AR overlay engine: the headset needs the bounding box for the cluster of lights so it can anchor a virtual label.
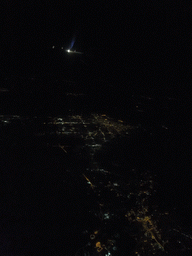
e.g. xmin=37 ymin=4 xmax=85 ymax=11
xmin=2 ymin=115 xmax=190 ymax=255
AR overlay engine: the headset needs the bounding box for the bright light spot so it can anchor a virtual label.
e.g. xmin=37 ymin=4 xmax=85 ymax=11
xmin=61 ymin=47 xmax=63 ymax=49
xmin=52 ymin=46 xmax=55 ymax=49
xmin=103 ymin=213 xmax=110 ymax=219
xmin=66 ymin=49 xmax=70 ymax=52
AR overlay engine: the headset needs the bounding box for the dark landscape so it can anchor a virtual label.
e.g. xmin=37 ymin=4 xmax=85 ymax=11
xmin=1 ymin=1 xmax=191 ymax=255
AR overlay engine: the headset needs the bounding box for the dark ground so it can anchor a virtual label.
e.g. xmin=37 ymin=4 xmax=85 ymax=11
xmin=0 ymin=81 xmax=191 ymax=256
xmin=0 ymin=55 xmax=191 ymax=255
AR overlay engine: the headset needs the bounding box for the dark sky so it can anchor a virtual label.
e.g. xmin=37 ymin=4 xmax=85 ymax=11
xmin=3 ymin=1 xmax=190 ymax=46
xmin=2 ymin=1 xmax=191 ymax=95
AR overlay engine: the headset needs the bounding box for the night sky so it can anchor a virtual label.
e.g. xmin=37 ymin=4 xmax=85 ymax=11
xmin=2 ymin=1 xmax=191 ymax=97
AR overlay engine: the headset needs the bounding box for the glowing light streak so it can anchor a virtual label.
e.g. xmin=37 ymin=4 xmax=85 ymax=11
xmin=70 ymin=36 xmax=76 ymax=49
xmin=83 ymin=173 xmax=95 ymax=189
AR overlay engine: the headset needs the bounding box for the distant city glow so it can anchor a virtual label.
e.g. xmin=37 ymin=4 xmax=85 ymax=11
xmin=52 ymin=46 xmax=55 ymax=49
